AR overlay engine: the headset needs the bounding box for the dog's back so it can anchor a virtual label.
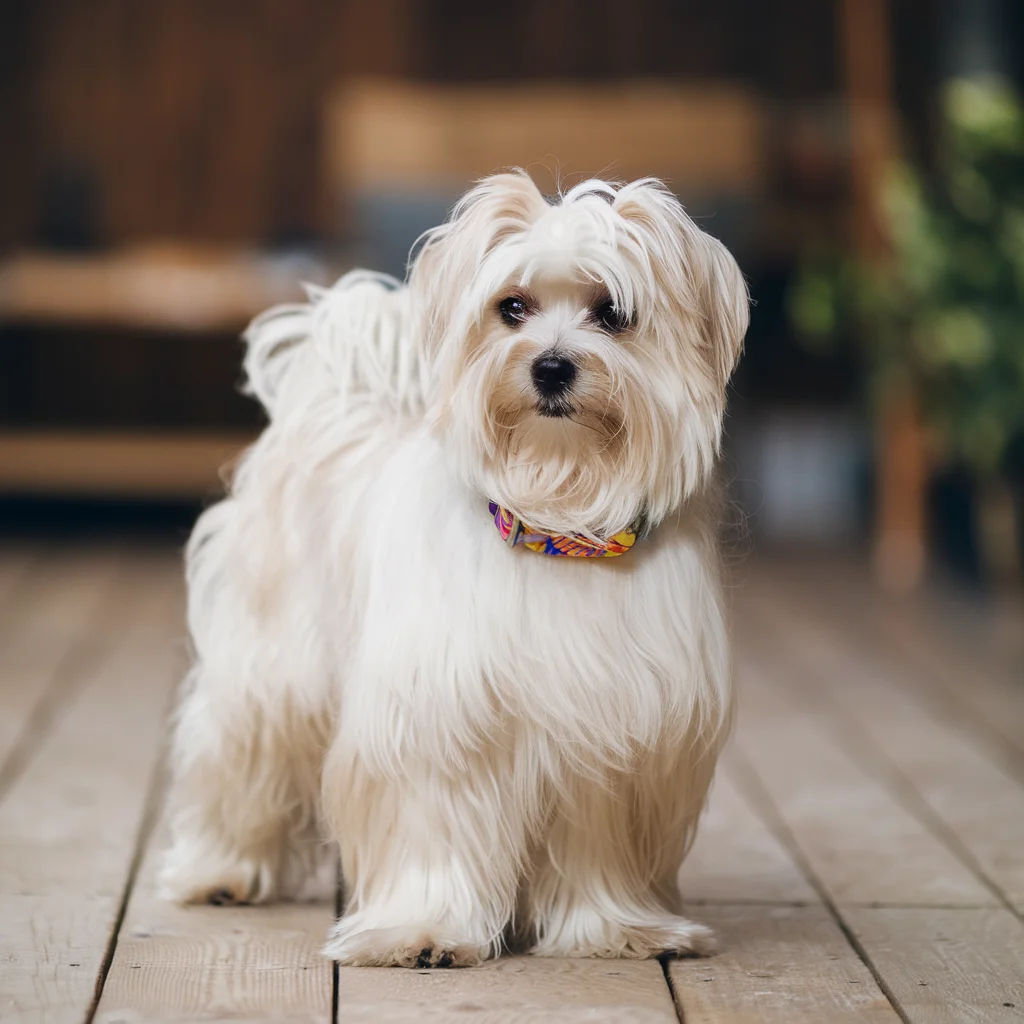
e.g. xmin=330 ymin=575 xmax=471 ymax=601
xmin=242 ymin=270 xmax=426 ymax=427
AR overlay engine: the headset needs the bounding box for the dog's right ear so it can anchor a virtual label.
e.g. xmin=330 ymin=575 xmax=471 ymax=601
xmin=613 ymin=180 xmax=749 ymax=392
xmin=409 ymin=171 xmax=548 ymax=361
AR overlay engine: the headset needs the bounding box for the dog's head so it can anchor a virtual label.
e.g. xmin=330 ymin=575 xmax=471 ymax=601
xmin=410 ymin=172 xmax=748 ymax=537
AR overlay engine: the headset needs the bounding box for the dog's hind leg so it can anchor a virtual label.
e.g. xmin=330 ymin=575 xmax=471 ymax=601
xmin=158 ymin=665 xmax=329 ymax=906
xmin=159 ymin=497 xmax=333 ymax=906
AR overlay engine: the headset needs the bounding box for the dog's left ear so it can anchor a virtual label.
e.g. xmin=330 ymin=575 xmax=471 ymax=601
xmin=615 ymin=181 xmax=749 ymax=389
xmin=409 ymin=171 xmax=548 ymax=361
xmin=692 ymin=230 xmax=749 ymax=389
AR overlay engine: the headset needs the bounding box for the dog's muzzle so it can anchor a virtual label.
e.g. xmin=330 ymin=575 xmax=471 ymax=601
xmin=531 ymin=353 xmax=576 ymax=417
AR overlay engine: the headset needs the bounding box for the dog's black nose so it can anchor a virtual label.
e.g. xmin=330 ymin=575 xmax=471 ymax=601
xmin=531 ymin=354 xmax=577 ymax=398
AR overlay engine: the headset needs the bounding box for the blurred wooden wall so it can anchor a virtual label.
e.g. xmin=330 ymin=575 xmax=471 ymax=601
xmin=0 ymin=0 xmax=841 ymax=252
xmin=0 ymin=0 xmax=350 ymax=248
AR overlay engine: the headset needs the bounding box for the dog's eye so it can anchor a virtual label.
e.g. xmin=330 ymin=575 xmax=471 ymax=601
xmin=498 ymin=295 xmax=530 ymax=328
xmin=592 ymin=298 xmax=633 ymax=335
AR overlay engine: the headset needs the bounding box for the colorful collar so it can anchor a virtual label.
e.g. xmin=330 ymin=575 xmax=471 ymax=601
xmin=488 ymin=502 xmax=639 ymax=558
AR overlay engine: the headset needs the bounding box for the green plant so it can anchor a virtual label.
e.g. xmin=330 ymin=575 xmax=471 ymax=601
xmin=790 ymin=76 xmax=1024 ymax=476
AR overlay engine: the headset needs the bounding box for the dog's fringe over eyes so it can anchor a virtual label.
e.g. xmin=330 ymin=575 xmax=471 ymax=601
xmin=160 ymin=171 xmax=748 ymax=968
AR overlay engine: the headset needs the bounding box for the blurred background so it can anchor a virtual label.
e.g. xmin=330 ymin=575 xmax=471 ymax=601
xmin=0 ymin=0 xmax=1022 ymax=593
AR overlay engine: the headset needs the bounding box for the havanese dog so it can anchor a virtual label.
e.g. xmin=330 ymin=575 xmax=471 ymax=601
xmin=160 ymin=171 xmax=749 ymax=968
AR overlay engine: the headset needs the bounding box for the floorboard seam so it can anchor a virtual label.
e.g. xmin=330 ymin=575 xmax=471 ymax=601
xmin=747 ymin=600 xmax=1024 ymax=925
xmin=331 ymin=852 xmax=342 ymax=1024
xmin=728 ymin=747 xmax=915 ymax=1024
xmin=821 ymin=709 xmax=1024 ymax=926
xmin=878 ymin=635 xmax=1024 ymax=780
xmin=657 ymin=953 xmax=686 ymax=1023
xmin=0 ymin=563 xmax=122 ymax=802
xmin=776 ymin=575 xmax=1024 ymax=780
xmin=82 ymin=698 xmax=173 ymax=1024
xmin=685 ymin=897 xmax=998 ymax=909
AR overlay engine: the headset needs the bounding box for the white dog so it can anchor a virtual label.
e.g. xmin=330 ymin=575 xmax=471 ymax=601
xmin=160 ymin=172 xmax=749 ymax=968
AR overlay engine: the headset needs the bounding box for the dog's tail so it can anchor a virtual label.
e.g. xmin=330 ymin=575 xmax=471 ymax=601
xmin=242 ymin=269 xmax=427 ymax=421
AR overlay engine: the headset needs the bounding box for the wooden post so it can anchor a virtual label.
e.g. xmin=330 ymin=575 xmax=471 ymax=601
xmin=839 ymin=0 xmax=928 ymax=591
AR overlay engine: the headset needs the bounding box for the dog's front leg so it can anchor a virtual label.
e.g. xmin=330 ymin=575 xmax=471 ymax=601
xmin=321 ymin=737 xmax=533 ymax=967
xmin=525 ymin=758 xmax=717 ymax=960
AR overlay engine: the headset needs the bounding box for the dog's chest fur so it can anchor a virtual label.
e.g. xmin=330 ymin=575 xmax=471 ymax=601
xmin=249 ymin=424 xmax=729 ymax=771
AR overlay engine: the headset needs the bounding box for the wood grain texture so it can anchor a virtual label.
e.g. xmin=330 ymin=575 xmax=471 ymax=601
xmin=0 ymin=550 xmax=118 ymax=790
xmin=731 ymin=567 xmax=1024 ymax=1024
xmin=871 ymin=600 xmax=1024 ymax=764
xmin=843 ymin=907 xmax=1024 ymax=1024
xmin=758 ymin=561 xmax=1024 ymax=766
xmin=98 ymin=679 xmax=332 ymax=1024
xmin=99 ymin=831 xmax=678 ymax=1024
xmin=924 ymin=585 xmax=1024 ymax=675
xmin=673 ymin=736 xmax=902 ymax=1022
xmin=0 ymin=553 xmax=184 ymax=1024
xmin=680 ymin=760 xmax=818 ymax=906
xmin=329 ymin=79 xmax=764 ymax=194
xmin=747 ymin=585 xmax=1024 ymax=914
xmin=0 ymin=432 xmax=252 ymax=499
xmin=4 ymin=549 xmax=1021 ymax=1023
xmin=336 ymin=957 xmax=678 ymax=1024
xmin=0 ymin=550 xmax=116 ymax=673
xmin=95 ymin=894 xmax=333 ymax=1024
xmin=0 ymin=249 xmax=304 ymax=331
xmin=731 ymin=651 xmax=995 ymax=907
xmin=670 ymin=904 xmax=901 ymax=1023
xmin=95 ymin=809 xmax=335 ymax=1024
xmin=23 ymin=0 xmax=343 ymax=246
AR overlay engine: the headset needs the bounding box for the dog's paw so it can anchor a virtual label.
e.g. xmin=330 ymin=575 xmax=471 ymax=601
xmin=531 ymin=914 xmax=716 ymax=960
xmin=159 ymin=864 xmax=265 ymax=906
xmin=323 ymin=919 xmax=489 ymax=968
xmin=158 ymin=845 xmax=276 ymax=906
xmin=653 ymin=920 xmax=718 ymax=959
xmin=204 ymin=885 xmax=250 ymax=906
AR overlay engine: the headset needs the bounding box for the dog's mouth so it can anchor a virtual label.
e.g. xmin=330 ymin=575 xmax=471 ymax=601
xmin=535 ymin=398 xmax=574 ymax=419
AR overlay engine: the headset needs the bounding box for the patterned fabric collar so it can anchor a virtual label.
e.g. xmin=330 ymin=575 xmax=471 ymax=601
xmin=487 ymin=502 xmax=640 ymax=558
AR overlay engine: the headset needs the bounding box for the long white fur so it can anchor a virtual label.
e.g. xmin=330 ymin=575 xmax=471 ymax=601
xmin=160 ymin=172 xmax=749 ymax=967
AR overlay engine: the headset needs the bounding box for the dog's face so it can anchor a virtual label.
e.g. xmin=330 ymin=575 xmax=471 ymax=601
xmin=411 ymin=173 xmax=749 ymax=537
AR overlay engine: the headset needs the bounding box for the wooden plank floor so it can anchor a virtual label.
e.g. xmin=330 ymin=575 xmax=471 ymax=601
xmin=1 ymin=543 xmax=1022 ymax=1023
